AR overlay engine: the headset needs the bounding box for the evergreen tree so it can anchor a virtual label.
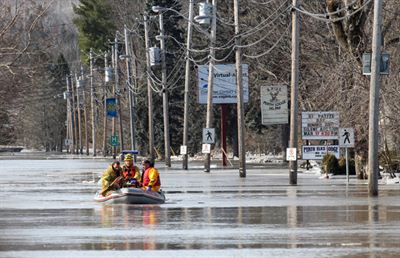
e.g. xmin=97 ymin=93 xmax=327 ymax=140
xmin=146 ymin=0 xmax=185 ymax=154
xmin=73 ymin=0 xmax=116 ymax=64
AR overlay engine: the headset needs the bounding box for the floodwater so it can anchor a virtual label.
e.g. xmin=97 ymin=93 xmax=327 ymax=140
xmin=1 ymin=153 xmax=400 ymax=258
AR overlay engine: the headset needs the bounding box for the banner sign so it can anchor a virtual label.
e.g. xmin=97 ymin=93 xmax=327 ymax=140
xmin=302 ymin=145 xmax=340 ymax=160
xmin=302 ymin=111 xmax=339 ymax=140
xmin=198 ymin=64 xmax=249 ymax=104
xmin=261 ymin=85 xmax=288 ymax=125
xmin=106 ymin=98 xmax=117 ymax=117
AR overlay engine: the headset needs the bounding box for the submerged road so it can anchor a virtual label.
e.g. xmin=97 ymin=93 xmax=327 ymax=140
xmin=1 ymin=154 xmax=400 ymax=258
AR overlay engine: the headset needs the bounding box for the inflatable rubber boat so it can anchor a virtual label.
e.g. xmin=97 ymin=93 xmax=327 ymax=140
xmin=94 ymin=187 xmax=166 ymax=204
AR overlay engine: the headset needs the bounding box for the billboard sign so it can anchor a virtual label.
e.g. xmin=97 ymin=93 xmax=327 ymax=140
xmin=302 ymin=145 xmax=340 ymax=160
xmin=302 ymin=112 xmax=339 ymax=140
xmin=198 ymin=64 xmax=249 ymax=104
xmin=261 ymin=85 xmax=288 ymax=125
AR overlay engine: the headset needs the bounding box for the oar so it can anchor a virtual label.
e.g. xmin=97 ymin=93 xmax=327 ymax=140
xmin=100 ymin=176 xmax=123 ymax=196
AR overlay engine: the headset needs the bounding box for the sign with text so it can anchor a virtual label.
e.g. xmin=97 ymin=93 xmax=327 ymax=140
xmin=261 ymin=85 xmax=288 ymax=125
xmin=339 ymin=128 xmax=355 ymax=148
xmin=198 ymin=64 xmax=249 ymax=104
xmin=110 ymin=135 xmax=119 ymax=146
xmin=106 ymin=98 xmax=117 ymax=117
xmin=302 ymin=145 xmax=340 ymax=160
xmin=302 ymin=111 xmax=339 ymax=140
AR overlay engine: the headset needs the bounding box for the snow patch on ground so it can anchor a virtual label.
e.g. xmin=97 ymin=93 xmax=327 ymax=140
xmin=171 ymin=152 xmax=285 ymax=164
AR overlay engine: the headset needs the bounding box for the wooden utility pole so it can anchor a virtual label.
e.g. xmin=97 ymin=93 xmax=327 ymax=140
xmin=71 ymin=75 xmax=78 ymax=154
xmin=288 ymin=0 xmax=300 ymax=185
xmin=75 ymin=73 xmax=83 ymax=154
xmin=111 ymin=44 xmax=117 ymax=159
xmin=89 ymin=48 xmax=96 ymax=156
xmin=124 ymin=25 xmax=137 ymax=158
xmin=204 ymin=0 xmax=217 ymax=173
xmin=103 ymin=52 xmax=109 ymax=157
xmin=368 ymin=0 xmax=383 ymax=197
xmin=144 ymin=14 xmax=155 ymax=161
xmin=159 ymin=13 xmax=171 ymax=167
xmin=66 ymin=75 xmax=74 ymax=154
xmin=234 ymin=0 xmax=246 ymax=177
xmin=115 ymin=34 xmax=124 ymax=155
xmin=81 ymin=66 xmax=89 ymax=156
xmin=182 ymin=0 xmax=194 ymax=170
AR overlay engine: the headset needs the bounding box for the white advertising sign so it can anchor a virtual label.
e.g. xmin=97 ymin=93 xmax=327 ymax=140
xmin=261 ymin=85 xmax=288 ymax=125
xmin=302 ymin=111 xmax=340 ymax=140
xmin=198 ymin=64 xmax=249 ymax=104
xmin=339 ymin=128 xmax=355 ymax=147
xmin=302 ymin=145 xmax=340 ymax=160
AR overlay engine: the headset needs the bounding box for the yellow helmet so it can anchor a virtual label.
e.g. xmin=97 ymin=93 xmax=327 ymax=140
xmin=124 ymin=154 xmax=133 ymax=161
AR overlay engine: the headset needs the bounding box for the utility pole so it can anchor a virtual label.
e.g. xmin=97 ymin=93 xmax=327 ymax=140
xmin=111 ymin=44 xmax=117 ymax=159
xmin=368 ymin=0 xmax=383 ymax=197
xmin=81 ymin=66 xmax=89 ymax=156
xmin=103 ymin=52 xmax=109 ymax=157
xmin=144 ymin=14 xmax=155 ymax=161
xmin=75 ymin=73 xmax=83 ymax=154
xmin=288 ymin=0 xmax=300 ymax=185
xmin=204 ymin=0 xmax=217 ymax=173
xmin=71 ymin=75 xmax=78 ymax=154
xmin=115 ymin=34 xmax=124 ymax=155
xmin=234 ymin=0 xmax=246 ymax=178
xmin=66 ymin=75 xmax=74 ymax=154
xmin=182 ymin=0 xmax=195 ymax=170
xmin=89 ymin=48 xmax=96 ymax=156
xmin=124 ymin=25 xmax=137 ymax=159
xmin=158 ymin=12 xmax=171 ymax=167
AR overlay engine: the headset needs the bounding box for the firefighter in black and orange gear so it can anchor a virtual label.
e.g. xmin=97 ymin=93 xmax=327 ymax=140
xmin=121 ymin=154 xmax=141 ymax=187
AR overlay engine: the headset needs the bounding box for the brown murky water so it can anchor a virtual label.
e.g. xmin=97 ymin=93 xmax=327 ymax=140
xmin=1 ymin=154 xmax=400 ymax=257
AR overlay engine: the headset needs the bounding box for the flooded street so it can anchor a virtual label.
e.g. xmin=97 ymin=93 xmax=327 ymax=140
xmin=1 ymin=154 xmax=400 ymax=257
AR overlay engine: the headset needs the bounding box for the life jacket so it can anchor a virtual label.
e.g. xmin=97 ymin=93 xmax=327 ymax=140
xmin=143 ymin=167 xmax=161 ymax=187
xmin=122 ymin=165 xmax=140 ymax=179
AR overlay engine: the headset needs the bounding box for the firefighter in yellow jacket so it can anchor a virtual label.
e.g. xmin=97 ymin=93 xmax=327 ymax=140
xmin=142 ymin=159 xmax=161 ymax=192
xmin=121 ymin=154 xmax=141 ymax=187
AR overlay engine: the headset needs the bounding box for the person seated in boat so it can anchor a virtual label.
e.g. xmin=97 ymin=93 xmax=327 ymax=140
xmin=121 ymin=154 xmax=141 ymax=187
xmin=142 ymin=159 xmax=161 ymax=192
xmin=100 ymin=161 xmax=122 ymax=196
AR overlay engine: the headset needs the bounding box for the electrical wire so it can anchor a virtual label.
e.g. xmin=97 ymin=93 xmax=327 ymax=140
xmin=243 ymin=23 xmax=290 ymax=59
xmin=293 ymin=0 xmax=372 ymax=22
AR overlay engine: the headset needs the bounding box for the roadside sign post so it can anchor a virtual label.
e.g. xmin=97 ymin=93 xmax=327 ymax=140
xmin=339 ymin=128 xmax=355 ymax=183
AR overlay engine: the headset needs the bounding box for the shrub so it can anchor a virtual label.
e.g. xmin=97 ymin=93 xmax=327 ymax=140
xmin=322 ymin=153 xmax=339 ymax=174
xmin=338 ymin=157 xmax=356 ymax=175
